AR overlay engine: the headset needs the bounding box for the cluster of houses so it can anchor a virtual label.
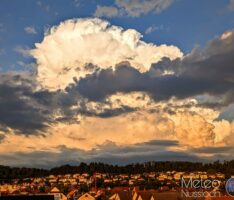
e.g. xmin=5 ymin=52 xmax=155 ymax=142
xmin=0 ymin=171 xmax=233 ymax=200
xmin=0 ymin=186 xmax=233 ymax=200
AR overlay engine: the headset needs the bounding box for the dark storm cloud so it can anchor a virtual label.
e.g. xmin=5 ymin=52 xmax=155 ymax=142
xmin=3 ymin=138 xmax=234 ymax=168
xmin=152 ymin=30 xmax=234 ymax=106
xmin=76 ymin=100 xmax=136 ymax=118
xmin=75 ymin=31 xmax=234 ymax=106
xmin=141 ymin=140 xmax=179 ymax=146
xmin=2 ymin=140 xmax=231 ymax=168
xmin=0 ymin=140 xmax=203 ymax=168
xmin=94 ymin=151 xmax=204 ymax=165
xmin=95 ymin=139 xmax=180 ymax=155
xmin=76 ymin=64 xmax=232 ymax=102
xmin=0 ymin=73 xmax=53 ymax=134
xmin=190 ymin=146 xmax=234 ymax=154
xmin=0 ymin=72 xmax=135 ymax=135
xmin=92 ymin=106 xmax=135 ymax=117
xmin=0 ymin=73 xmax=83 ymax=135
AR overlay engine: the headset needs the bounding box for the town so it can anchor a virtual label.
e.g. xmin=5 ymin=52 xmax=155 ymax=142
xmin=0 ymin=169 xmax=233 ymax=200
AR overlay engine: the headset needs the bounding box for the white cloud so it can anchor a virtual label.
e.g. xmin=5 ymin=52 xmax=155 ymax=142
xmin=145 ymin=25 xmax=164 ymax=34
xmin=24 ymin=26 xmax=37 ymax=34
xmin=94 ymin=0 xmax=174 ymax=18
xmin=94 ymin=5 xmax=120 ymax=18
xmin=31 ymin=18 xmax=182 ymax=90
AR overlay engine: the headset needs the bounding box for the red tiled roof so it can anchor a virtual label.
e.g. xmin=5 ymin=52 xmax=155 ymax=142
xmin=136 ymin=191 xmax=152 ymax=200
xmin=112 ymin=191 xmax=132 ymax=200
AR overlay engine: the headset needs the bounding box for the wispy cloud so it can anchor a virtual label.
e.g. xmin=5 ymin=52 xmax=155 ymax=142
xmin=94 ymin=5 xmax=120 ymax=18
xmin=94 ymin=0 xmax=174 ymax=18
xmin=24 ymin=26 xmax=37 ymax=34
xmin=145 ymin=25 xmax=167 ymax=34
xmin=36 ymin=1 xmax=50 ymax=12
xmin=74 ymin=0 xmax=80 ymax=7
xmin=14 ymin=46 xmax=31 ymax=57
xmin=17 ymin=61 xmax=36 ymax=69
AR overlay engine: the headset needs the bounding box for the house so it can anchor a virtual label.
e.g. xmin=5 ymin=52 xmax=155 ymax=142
xmin=157 ymin=174 xmax=167 ymax=181
xmin=148 ymin=173 xmax=156 ymax=179
xmin=174 ymin=173 xmax=181 ymax=180
xmin=51 ymin=187 xmax=60 ymax=193
xmin=78 ymin=193 xmax=96 ymax=200
xmin=67 ymin=189 xmax=78 ymax=199
xmin=129 ymin=179 xmax=135 ymax=185
xmin=109 ymin=191 xmax=132 ymax=200
xmin=216 ymin=173 xmax=225 ymax=179
xmin=208 ymin=174 xmax=216 ymax=179
xmin=200 ymin=174 xmax=208 ymax=179
xmin=104 ymin=179 xmax=112 ymax=183
xmin=133 ymin=191 xmax=152 ymax=200
xmin=111 ymin=187 xmax=130 ymax=194
xmin=49 ymin=187 xmax=67 ymax=200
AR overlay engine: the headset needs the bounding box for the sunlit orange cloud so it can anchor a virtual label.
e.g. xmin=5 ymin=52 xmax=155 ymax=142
xmin=0 ymin=93 xmax=233 ymax=156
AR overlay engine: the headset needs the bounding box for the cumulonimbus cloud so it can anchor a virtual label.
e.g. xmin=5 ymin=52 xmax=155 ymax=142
xmin=0 ymin=18 xmax=234 ymax=167
xmin=31 ymin=18 xmax=182 ymax=90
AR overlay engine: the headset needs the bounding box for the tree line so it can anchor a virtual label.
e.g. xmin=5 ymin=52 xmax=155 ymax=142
xmin=0 ymin=160 xmax=234 ymax=181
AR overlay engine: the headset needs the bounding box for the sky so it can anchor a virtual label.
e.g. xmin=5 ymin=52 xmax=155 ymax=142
xmin=0 ymin=0 xmax=234 ymax=168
